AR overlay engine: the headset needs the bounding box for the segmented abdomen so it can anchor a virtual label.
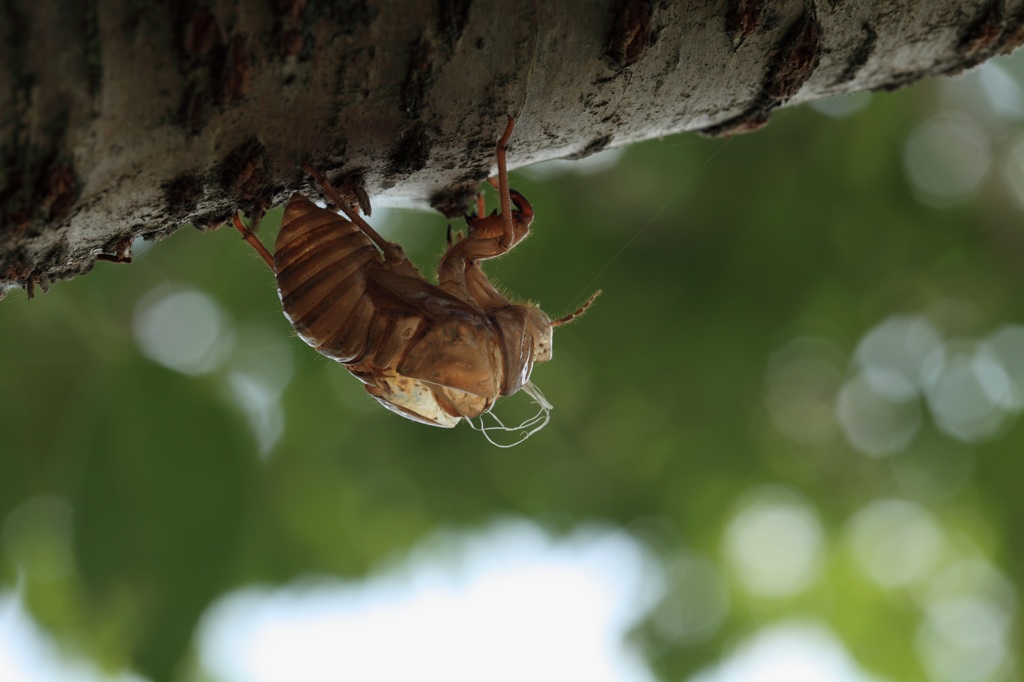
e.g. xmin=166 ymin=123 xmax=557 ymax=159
xmin=271 ymin=193 xmax=509 ymax=425
xmin=274 ymin=194 xmax=382 ymax=363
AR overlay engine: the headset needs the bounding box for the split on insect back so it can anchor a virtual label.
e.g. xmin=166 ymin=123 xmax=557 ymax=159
xmin=231 ymin=115 xmax=599 ymax=447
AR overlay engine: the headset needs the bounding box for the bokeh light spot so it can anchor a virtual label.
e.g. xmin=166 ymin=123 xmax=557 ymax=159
xmin=903 ymin=112 xmax=990 ymax=207
xmin=197 ymin=520 xmax=661 ymax=682
xmin=835 ymin=372 xmax=921 ymax=457
xmin=225 ymin=373 xmax=285 ymax=457
xmin=916 ymin=596 xmax=1011 ymax=682
xmin=223 ymin=323 xmax=295 ymax=456
xmin=0 ymin=593 xmax=148 ymax=682
xmin=925 ymin=349 xmax=1012 ymax=443
xmin=764 ymin=337 xmax=844 ymax=444
xmin=916 ymin=559 xmax=1019 ymax=681
xmin=981 ymin=324 xmax=1024 ymax=409
xmin=723 ymin=488 xmax=823 ymax=599
xmin=133 ymin=285 xmax=235 ymax=376
xmin=1001 ymin=131 xmax=1024 ymax=208
xmin=688 ymin=621 xmax=885 ymax=682
xmin=975 ymin=61 xmax=1024 ymax=122
xmin=651 ymin=551 xmax=730 ymax=646
xmin=853 ymin=315 xmax=944 ymax=392
xmin=845 ymin=499 xmax=945 ymax=589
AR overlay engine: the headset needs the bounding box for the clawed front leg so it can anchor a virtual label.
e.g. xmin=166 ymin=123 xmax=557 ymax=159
xmin=436 ymin=115 xmax=534 ymax=308
xmin=464 ymin=189 xmax=533 ymax=256
xmin=495 ymin=115 xmax=516 ymax=250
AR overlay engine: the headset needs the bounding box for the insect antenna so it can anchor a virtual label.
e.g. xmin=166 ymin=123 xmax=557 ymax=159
xmin=552 ymin=289 xmax=602 ymax=327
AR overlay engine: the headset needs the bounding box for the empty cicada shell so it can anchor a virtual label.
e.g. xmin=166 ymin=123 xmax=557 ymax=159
xmin=233 ymin=116 xmax=597 ymax=440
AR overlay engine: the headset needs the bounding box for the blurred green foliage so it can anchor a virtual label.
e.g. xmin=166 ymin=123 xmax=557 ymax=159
xmin=3 ymin=57 xmax=1024 ymax=681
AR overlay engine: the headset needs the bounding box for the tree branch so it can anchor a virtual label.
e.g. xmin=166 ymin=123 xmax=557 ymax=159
xmin=1 ymin=0 xmax=1020 ymax=296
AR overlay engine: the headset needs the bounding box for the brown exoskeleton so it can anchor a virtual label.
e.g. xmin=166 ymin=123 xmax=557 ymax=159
xmin=232 ymin=116 xmax=598 ymax=443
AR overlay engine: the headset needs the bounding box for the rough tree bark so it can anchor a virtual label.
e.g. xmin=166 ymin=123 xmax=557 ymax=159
xmin=1 ymin=0 xmax=1020 ymax=298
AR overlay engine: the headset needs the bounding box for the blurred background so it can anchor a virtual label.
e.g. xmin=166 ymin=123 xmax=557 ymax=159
xmin=3 ymin=50 xmax=1024 ymax=682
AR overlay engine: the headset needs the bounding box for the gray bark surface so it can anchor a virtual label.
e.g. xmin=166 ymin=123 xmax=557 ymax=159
xmin=1 ymin=0 xmax=1020 ymax=297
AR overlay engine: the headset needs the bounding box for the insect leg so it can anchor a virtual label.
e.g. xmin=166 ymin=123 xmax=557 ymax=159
xmin=25 ymin=271 xmax=47 ymax=299
xmin=95 ymin=253 xmax=130 ymax=263
xmin=95 ymin=234 xmax=134 ymax=264
xmin=495 ymin=115 xmax=516 ymax=250
xmin=231 ymin=213 xmax=275 ymax=269
xmin=302 ymin=165 xmax=403 ymax=262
